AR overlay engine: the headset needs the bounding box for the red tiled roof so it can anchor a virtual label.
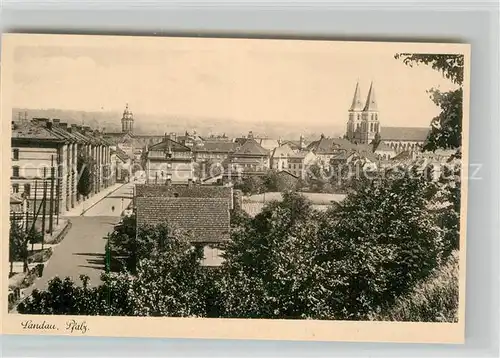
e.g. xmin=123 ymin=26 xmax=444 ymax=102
xmin=307 ymin=137 xmax=358 ymax=154
xmin=135 ymin=184 xmax=232 ymax=201
xmin=193 ymin=141 xmax=238 ymax=153
xmin=11 ymin=121 xmax=63 ymax=141
xmin=233 ymin=138 xmax=269 ymax=156
xmin=380 ymin=127 xmax=429 ymax=142
xmin=136 ymin=197 xmax=231 ymax=243
xmin=148 ymin=138 xmax=191 ymax=152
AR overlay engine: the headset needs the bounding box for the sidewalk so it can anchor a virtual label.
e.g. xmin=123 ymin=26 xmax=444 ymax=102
xmin=64 ymin=183 xmax=124 ymax=217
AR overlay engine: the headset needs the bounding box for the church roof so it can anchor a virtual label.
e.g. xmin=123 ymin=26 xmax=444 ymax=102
xmin=363 ymin=82 xmax=378 ymax=111
xmin=380 ymin=127 xmax=429 ymax=142
xmin=349 ymin=82 xmax=364 ymax=111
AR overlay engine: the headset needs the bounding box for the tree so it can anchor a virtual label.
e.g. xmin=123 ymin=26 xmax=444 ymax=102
xmin=394 ymin=53 xmax=464 ymax=153
xmin=19 ymin=223 xmax=211 ymax=317
xmin=261 ymin=170 xmax=280 ymax=192
xmin=9 ymin=222 xmax=27 ymax=274
xmin=77 ymin=152 xmax=95 ymax=197
xmin=316 ymin=168 xmax=443 ymax=319
xmin=219 ymin=192 xmax=325 ymax=318
xmin=234 ymin=176 xmax=264 ymax=195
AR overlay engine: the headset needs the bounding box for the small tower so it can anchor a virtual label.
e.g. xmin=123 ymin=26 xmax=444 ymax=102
xmin=346 ymin=81 xmax=364 ymax=141
xmin=121 ymin=103 xmax=134 ymax=133
xmin=360 ymin=82 xmax=379 ymax=144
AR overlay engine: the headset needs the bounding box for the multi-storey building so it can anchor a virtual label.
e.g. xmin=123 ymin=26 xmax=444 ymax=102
xmin=10 ymin=118 xmax=112 ymax=222
xmin=142 ymin=137 xmax=195 ymax=184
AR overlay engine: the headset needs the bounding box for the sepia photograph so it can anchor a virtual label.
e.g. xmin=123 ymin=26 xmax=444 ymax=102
xmin=1 ymin=34 xmax=469 ymax=343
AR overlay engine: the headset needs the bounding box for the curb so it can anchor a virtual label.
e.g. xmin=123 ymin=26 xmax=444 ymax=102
xmin=45 ymin=220 xmax=73 ymax=245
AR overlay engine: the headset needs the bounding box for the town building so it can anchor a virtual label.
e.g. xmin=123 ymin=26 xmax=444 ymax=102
xmin=135 ymin=183 xmax=242 ymax=266
xmin=286 ymin=150 xmax=317 ymax=179
xmin=223 ymin=138 xmax=270 ymax=181
xmin=307 ymin=135 xmax=358 ymax=167
xmin=11 ymin=118 xmax=112 ymax=223
xmin=111 ymin=147 xmax=131 ymax=183
xmin=270 ymin=143 xmax=295 ymax=171
xmin=142 ymin=136 xmax=195 ymax=184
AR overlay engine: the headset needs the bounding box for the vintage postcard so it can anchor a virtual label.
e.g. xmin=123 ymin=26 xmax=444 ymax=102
xmin=1 ymin=33 xmax=470 ymax=343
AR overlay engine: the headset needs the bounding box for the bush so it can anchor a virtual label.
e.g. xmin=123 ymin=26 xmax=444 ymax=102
xmin=373 ymin=251 xmax=459 ymax=322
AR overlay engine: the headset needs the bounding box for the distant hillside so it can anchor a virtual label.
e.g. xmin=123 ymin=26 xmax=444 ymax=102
xmin=12 ymin=108 xmax=344 ymax=140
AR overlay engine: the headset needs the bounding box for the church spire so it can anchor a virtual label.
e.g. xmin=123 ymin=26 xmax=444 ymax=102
xmin=349 ymin=81 xmax=364 ymax=111
xmin=363 ymin=81 xmax=378 ymax=111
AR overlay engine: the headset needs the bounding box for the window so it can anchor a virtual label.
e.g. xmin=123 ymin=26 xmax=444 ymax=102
xmin=24 ymin=183 xmax=31 ymax=197
xmin=12 ymin=149 xmax=19 ymax=161
xmin=12 ymin=166 xmax=20 ymax=177
xmin=12 ymin=184 xmax=19 ymax=193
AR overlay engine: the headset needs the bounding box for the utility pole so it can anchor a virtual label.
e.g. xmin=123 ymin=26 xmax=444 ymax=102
xmin=55 ymin=162 xmax=61 ymax=226
xmin=32 ymin=178 xmax=38 ymax=252
xmin=49 ymin=156 xmax=55 ymax=235
xmin=41 ymin=167 xmax=47 ymax=250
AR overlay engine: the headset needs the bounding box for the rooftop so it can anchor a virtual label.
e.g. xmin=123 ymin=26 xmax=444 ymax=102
xmin=136 ymin=197 xmax=231 ymax=243
xmin=380 ymin=127 xmax=430 ymax=142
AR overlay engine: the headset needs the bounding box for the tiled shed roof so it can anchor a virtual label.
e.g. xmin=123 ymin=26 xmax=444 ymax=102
xmin=136 ymin=197 xmax=231 ymax=243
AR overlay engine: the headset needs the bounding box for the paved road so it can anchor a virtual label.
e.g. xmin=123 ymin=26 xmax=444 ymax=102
xmin=23 ymin=183 xmax=134 ymax=295
xmin=83 ymin=183 xmax=134 ymax=217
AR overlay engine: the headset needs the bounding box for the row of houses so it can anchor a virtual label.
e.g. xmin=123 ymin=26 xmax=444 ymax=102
xmin=10 ymin=118 xmax=128 ymax=230
xmin=139 ymin=129 xmax=404 ymax=185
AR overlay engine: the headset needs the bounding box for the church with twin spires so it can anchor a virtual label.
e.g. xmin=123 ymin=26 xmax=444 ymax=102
xmin=346 ymin=81 xmax=430 ymax=153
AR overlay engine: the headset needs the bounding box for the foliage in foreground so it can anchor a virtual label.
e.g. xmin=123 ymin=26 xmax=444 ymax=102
xmin=19 ymin=223 xmax=212 ymax=317
xmin=373 ymin=250 xmax=459 ymax=322
xmin=17 ymin=168 xmax=459 ymax=321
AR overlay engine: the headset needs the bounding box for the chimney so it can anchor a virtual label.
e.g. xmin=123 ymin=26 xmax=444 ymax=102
xmin=60 ymin=123 xmax=68 ymax=130
xmin=46 ymin=121 xmax=53 ymax=130
xmin=53 ymin=119 xmax=61 ymax=126
xmin=188 ymin=178 xmax=193 ymax=187
xmin=299 ymin=135 xmax=304 ymax=150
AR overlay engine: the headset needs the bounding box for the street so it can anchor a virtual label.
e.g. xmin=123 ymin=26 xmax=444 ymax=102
xmin=23 ymin=183 xmax=134 ymax=296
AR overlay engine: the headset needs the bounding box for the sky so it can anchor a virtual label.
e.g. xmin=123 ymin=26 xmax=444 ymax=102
xmin=10 ymin=36 xmax=458 ymax=134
